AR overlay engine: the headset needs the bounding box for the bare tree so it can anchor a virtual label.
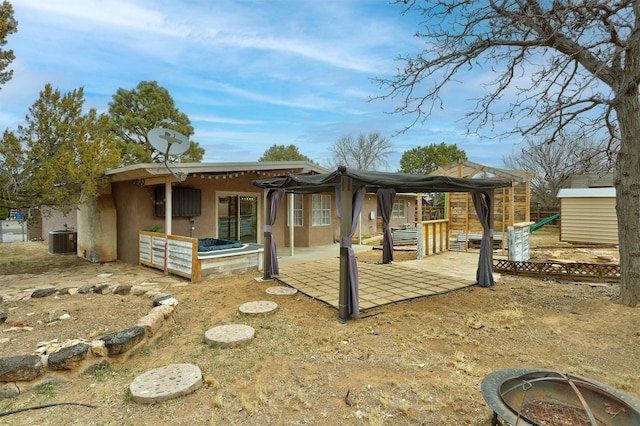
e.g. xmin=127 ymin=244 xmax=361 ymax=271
xmin=377 ymin=1 xmax=640 ymax=306
xmin=330 ymin=132 xmax=392 ymax=171
xmin=503 ymin=135 xmax=617 ymax=208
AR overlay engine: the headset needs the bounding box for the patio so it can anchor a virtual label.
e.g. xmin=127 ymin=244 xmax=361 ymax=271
xmin=275 ymin=245 xmax=483 ymax=312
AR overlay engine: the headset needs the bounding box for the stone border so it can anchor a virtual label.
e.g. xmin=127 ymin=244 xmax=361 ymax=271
xmin=0 ymin=285 xmax=178 ymax=399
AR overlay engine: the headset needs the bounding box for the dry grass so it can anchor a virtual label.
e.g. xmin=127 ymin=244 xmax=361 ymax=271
xmin=0 ymin=230 xmax=638 ymax=425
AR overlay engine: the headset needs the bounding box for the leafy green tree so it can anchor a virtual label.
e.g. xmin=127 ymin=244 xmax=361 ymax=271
xmin=258 ymin=144 xmax=314 ymax=162
xmin=1 ymin=84 xmax=120 ymax=212
xmin=0 ymin=1 xmax=17 ymax=88
xmin=399 ymin=142 xmax=466 ymax=175
xmin=330 ymin=132 xmax=392 ymax=171
xmin=378 ymin=1 xmax=640 ymax=306
xmin=108 ymin=81 xmax=204 ymax=165
xmin=0 ymin=129 xmax=23 ymax=207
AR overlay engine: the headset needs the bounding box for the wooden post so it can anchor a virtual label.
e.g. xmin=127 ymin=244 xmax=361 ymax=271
xmin=338 ymin=175 xmax=353 ymax=323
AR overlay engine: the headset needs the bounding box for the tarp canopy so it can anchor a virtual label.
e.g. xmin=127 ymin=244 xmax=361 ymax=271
xmin=253 ymin=167 xmax=511 ymax=194
xmin=253 ymin=167 xmax=511 ymax=323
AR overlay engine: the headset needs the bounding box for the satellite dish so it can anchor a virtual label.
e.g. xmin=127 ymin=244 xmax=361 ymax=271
xmin=148 ymin=128 xmax=190 ymax=156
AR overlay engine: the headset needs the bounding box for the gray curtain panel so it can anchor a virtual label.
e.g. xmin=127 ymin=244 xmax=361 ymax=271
xmin=336 ymin=186 xmax=366 ymax=316
xmin=265 ymin=188 xmax=285 ymax=276
xmin=376 ymin=188 xmax=396 ymax=264
xmin=471 ymin=191 xmax=495 ymax=287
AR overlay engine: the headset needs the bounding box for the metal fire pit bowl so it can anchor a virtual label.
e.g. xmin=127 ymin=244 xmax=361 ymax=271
xmin=481 ymin=368 xmax=640 ymax=426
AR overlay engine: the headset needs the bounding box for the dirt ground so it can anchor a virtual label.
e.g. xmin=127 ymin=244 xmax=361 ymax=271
xmin=0 ymin=229 xmax=638 ymax=425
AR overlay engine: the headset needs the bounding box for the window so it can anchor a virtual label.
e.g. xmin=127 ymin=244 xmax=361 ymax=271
xmin=155 ymin=187 xmax=201 ymax=217
xmin=392 ymin=199 xmax=405 ymax=218
xmin=312 ymin=194 xmax=331 ymax=226
xmin=287 ymin=194 xmax=303 ymax=227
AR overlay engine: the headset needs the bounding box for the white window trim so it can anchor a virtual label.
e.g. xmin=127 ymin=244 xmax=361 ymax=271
xmin=312 ymin=194 xmax=331 ymax=226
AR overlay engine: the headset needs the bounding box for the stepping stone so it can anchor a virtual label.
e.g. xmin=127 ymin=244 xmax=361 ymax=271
xmin=265 ymin=286 xmax=297 ymax=296
xmin=204 ymin=324 xmax=255 ymax=348
xmin=238 ymin=301 xmax=278 ymax=315
xmin=129 ymin=363 xmax=202 ymax=404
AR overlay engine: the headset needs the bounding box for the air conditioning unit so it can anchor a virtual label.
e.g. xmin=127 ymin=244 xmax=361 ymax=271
xmin=48 ymin=230 xmax=77 ymax=254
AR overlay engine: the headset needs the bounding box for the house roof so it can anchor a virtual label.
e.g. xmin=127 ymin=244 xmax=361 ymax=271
xmin=253 ymin=167 xmax=511 ymax=194
xmin=106 ymin=161 xmax=330 ymax=184
xmin=557 ymin=188 xmax=616 ymax=198
xmin=430 ymin=160 xmax=535 ymax=183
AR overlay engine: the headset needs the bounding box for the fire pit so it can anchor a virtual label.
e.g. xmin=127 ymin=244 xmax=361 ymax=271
xmin=481 ymin=368 xmax=640 ymax=426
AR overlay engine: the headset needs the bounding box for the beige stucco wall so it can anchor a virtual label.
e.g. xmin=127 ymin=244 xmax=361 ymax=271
xmin=77 ymin=195 xmax=117 ymax=262
xmin=560 ymin=196 xmax=618 ymax=245
xmin=40 ymin=206 xmax=78 ymax=239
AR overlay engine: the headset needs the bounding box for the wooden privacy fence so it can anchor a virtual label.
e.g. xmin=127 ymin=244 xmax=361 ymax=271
xmin=139 ymin=231 xmax=200 ymax=281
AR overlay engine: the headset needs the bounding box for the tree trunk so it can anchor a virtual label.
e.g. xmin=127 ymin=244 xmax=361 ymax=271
xmin=615 ymin=96 xmax=640 ymax=307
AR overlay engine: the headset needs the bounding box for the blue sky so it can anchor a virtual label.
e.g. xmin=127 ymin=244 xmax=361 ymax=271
xmin=1 ymin=0 xmax=522 ymax=171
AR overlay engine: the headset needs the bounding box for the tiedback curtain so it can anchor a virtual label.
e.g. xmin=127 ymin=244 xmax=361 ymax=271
xmin=336 ymin=186 xmax=366 ymax=316
xmin=376 ymin=188 xmax=396 ymax=264
xmin=471 ymin=191 xmax=495 ymax=287
xmin=265 ymin=188 xmax=285 ymax=276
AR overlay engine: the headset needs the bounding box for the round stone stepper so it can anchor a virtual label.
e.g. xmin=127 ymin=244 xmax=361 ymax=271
xmin=129 ymin=363 xmax=202 ymax=404
xmin=265 ymin=286 xmax=298 ymax=296
xmin=238 ymin=300 xmax=278 ymax=315
xmin=205 ymin=324 xmax=255 ymax=348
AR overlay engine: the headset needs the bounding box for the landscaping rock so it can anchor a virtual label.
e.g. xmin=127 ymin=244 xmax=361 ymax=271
xmin=0 ymin=355 xmax=43 ymax=382
xmin=0 ymin=382 xmax=19 ymax=398
xmin=114 ymin=285 xmax=133 ymax=295
xmin=0 ymin=312 xmax=7 ymax=324
xmin=77 ymin=285 xmax=95 ymax=294
xmin=31 ymin=288 xmax=57 ymax=298
xmin=99 ymin=326 xmax=146 ymax=355
xmin=93 ymin=284 xmax=112 ymax=295
xmin=48 ymin=343 xmax=91 ymax=371
xmin=80 ymin=359 xmax=110 ymax=377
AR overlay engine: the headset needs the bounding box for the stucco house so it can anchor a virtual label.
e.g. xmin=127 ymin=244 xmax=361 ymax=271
xmin=73 ymin=161 xmax=417 ymax=267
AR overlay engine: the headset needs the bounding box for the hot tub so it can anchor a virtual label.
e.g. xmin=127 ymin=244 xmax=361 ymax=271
xmin=198 ymin=238 xmax=243 ymax=253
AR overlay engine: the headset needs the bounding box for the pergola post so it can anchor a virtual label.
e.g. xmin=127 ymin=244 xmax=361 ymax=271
xmin=488 ymin=189 xmax=495 ymax=266
xmin=338 ymin=175 xmax=352 ymax=323
xmin=262 ymin=189 xmax=272 ymax=280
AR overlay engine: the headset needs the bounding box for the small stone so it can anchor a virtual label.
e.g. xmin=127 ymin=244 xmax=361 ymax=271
xmin=0 ymin=312 xmax=7 ymax=324
xmin=153 ymin=294 xmax=178 ymax=307
xmin=59 ymin=313 xmax=72 ymax=321
xmin=91 ymin=340 xmax=108 ymax=357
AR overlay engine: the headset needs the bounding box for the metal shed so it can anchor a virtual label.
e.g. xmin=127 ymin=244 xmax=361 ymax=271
xmin=557 ymin=188 xmax=618 ymax=245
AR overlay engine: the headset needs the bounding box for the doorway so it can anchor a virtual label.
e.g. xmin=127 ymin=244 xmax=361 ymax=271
xmin=218 ymin=195 xmax=258 ymax=243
